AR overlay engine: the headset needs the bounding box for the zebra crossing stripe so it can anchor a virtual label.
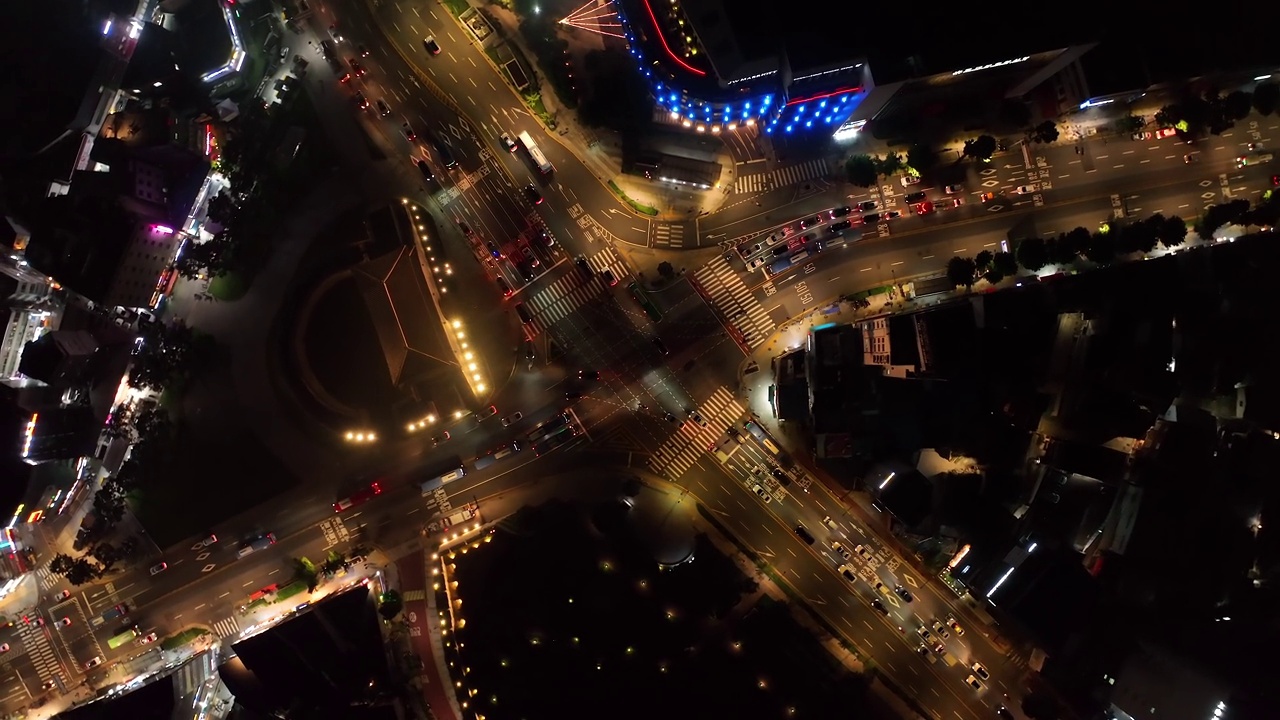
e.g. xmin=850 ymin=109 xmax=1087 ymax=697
xmin=525 ymin=249 xmax=628 ymax=332
xmin=734 ymin=158 xmax=829 ymax=193
xmin=648 ymin=389 xmax=746 ymax=477
xmin=693 ymin=257 xmax=777 ymax=347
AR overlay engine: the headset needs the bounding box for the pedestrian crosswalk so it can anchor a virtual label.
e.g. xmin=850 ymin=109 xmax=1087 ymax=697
xmin=524 ymin=248 xmax=629 ymax=332
xmin=18 ymin=620 xmax=62 ymax=684
xmin=212 ymin=616 xmax=240 ymax=639
xmin=735 ymin=158 xmax=829 ymax=193
xmin=649 ymin=387 xmax=746 ymax=479
xmin=691 ymin=255 xmax=776 ymax=347
xmin=652 ymin=223 xmax=685 ymax=248
xmin=36 ymin=566 xmax=60 ymax=591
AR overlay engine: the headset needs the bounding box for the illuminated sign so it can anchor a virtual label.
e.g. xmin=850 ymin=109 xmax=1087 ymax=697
xmin=151 ymin=224 xmax=174 ymax=235
xmin=641 ymin=0 xmax=704 ymax=76
xmin=951 ymin=56 xmax=1030 ymax=76
xmin=948 ymin=543 xmax=971 ymax=568
xmin=201 ymin=6 xmax=247 ymax=83
xmin=20 ymin=414 xmax=37 ymax=458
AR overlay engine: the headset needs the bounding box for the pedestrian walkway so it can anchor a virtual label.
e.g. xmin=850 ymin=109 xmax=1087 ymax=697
xmin=691 ymin=255 xmax=776 ymax=347
xmin=18 ymin=620 xmax=63 ymax=685
xmin=735 ymin=158 xmax=829 ymax=193
xmin=35 ymin=567 xmax=60 ymax=592
xmin=524 ymin=248 xmax=628 ymax=332
xmin=652 ymin=223 xmax=686 ymax=248
xmin=395 ymin=549 xmax=461 ymax=720
xmin=211 ymin=616 xmax=240 ymax=639
xmin=649 ymin=387 xmax=745 ymax=479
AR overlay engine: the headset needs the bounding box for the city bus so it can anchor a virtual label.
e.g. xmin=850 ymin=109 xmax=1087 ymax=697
xmin=107 ymin=627 xmax=140 ymax=649
xmin=517 ymin=131 xmax=554 ymax=174
xmin=627 ymin=282 xmax=663 ymax=322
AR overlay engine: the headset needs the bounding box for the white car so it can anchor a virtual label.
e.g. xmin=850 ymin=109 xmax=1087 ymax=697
xmin=1015 ymin=184 xmax=1037 ymax=194
xmin=54 ymin=617 xmax=72 ymax=629
xmin=501 ymin=412 xmax=523 ymax=427
xmin=0 ymin=644 xmax=9 ymax=653
xmin=837 ymin=564 xmax=857 ymax=581
xmin=139 ymin=632 xmax=159 ymax=645
xmin=944 ymin=183 xmax=964 ymax=194
xmin=149 ymin=562 xmax=168 ymax=576
xmin=831 ymin=541 xmax=851 ymax=560
xmin=965 ymin=675 xmax=985 ymax=691
xmin=900 ymin=174 xmax=921 ymax=187
xmin=198 ymin=534 xmax=218 ymax=548
xmin=971 ymin=662 xmax=990 ymax=680
xmin=49 ymin=589 xmax=70 ymax=602
xmin=499 ymin=133 xmax=518 ymax=152
xmin=751 ymin=484 xmax=771 ymax=503
xmin=83 ymin=656 xmax=103 ymax=670
xmin=854 ymin=544 xmax=873 ymax=561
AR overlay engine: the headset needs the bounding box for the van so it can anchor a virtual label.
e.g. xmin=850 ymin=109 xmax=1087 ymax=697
xmin=515 ymin=303 xmax=533 ymax=324
xmin=794 ymin=524 xmax=815 ymax=544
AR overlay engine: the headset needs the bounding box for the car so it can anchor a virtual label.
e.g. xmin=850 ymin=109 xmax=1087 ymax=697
xmin=534 ymin=226 xmax=555 ymax=247
xmin=415 ymin=159 xmax=434 ymax=182
xmin=893 ymin=585 xmax=913 ymax=602
xmin=347 ymin=58 xmax=366 ymax=77
xmin=800 ymin=216 xmax=820 ymax=229
xmin=49 ymin=589 xmax=70 ymax=602
xmin=829 ymin=206 xmax=852 ymax=218
xmin=831 ymin=541 xmax=851 ymax=559
xmin=402 ymin=123 xmax=418 ymax=142
xmin=602 ymin=269 xmax=617 ymax=286
xmin=913 ymin=202 xmax=934 ymax=216
xmin=652 ymin=337 xmax=669 ymax=355
xmin=933 ymin=642 xmax=947 ymax=654
xmin=516 ymin=261 xmax=536 ymax=281
xmin=931 ymin=620 xmax=950 ymax=639
xmin=319 ymin=39 xmax=336 ymax=59
xmin=904 ymin=190 xmax=927 ymax=203
xmin=971 ymin=662 xmax=990 ymax=680
xmin=944 ymin=183 xmax=964 ymax=194
xmin=1184 ymin=153 xmax=1195 ymax=163
xmin=857 ymin=200 xmax=877 ymax=212
xmin=838 ymin=564 xmax=857 ymax=581
xmin=1273 ymin=174 xmax=1280 ymax=186
xmin=965 ymin=675 xmax=985 ymax=691
xmin=523 ymin=184 xmax=543 ymax=205
xmin=980 ymin=191 xmax=996 ymax=202
xmin=861 ymin=213 xmax=880 ymax=224
xmin=139 ymin=632 xmax=159 ymax=645
xmin=996 ymin=706 xmax=1014 ymax=719
xmin=28 ymin=616 xmax=44 ymax=626
xmin=1015 ymin=184 xmax=1036 ymax=194
xmin=41 ymin=679 xmax=56 ymax=690
xmin=499 ymin=133 xmax=518 ymax=152
xmin=329 ymin=24 xmax=344 ymax=43
xmin=375 ymin=99 xmax=391 ymax=117
xmin=334 ymin=481 xmax=382 ymax=512
xmin=854 ymin=544 xmax=873 ymax=560
xmin=501 ymin=412 xmax=523 ymax=427
xmin=575 ymin=256 xmax=594 ymax=276
xmin=478 ymin=405 xmax=499 ymax=420
xmin=353 ymin=91 xmax=369 ymax=110
xmin=486 ymin=241 xmax=502 ymax=259
xmin=54 ymin=617 xmax=72 ymax=628
xmin=0 ymin=644 xmax=10 ymax=654
xmin=83 ymin=656 xmax=103 ymax=670
xmin=199 ymin=534 xmax=218 ymax=547
xmin=883 ymin=209 xmax=903 ymax=220
xmin=337 ymin=71 xmax=352 ymax=84
xmin=947 ymin=615 xmax=965 ymax=636
xmin=150 ymin=562 xmax=168 ymax=575
xmin=943 ymin=197 xmax=964 ymax=208
xmin=751 ymin=484 xmax=771 ymax=503
xmin=874 ymin=582 xmax=893 ymax=599
xmin=917 ymin=627 xmax=935 ymax=644
xmin=689 ymin=410 xmax=708 ymax=427
xmin=422 ymin=36 xmax=441 ymax=55
xmin=357 ymin=44 xmax=369 ymax=58
xmin=901 ymin=174 xmax=921 ymax=186
xmin=770 ymin=467 xmax=791 ymax=485
xmin=564 ymin=390 xmax=583 ymax=401
xmin=869 ymin=598 xmax=889 ymax=615
xmin=578 ymin=369 xmax=600 ymax=380
xmin=794 ymin=525 xmax=815 ymax=544
xmin=828 ymin=220 xmax=852 ymax=233
xmin=916 ymin=644 xmax=931 ymax=657
xmin=1154 ymin=127 xmax=1177 ymax=139
xmin=746 ymin=256 xmax=768 ymax=271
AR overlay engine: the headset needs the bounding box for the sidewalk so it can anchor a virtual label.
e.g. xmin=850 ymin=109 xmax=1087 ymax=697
xmin=394 ymin=548 xmax=462 ymax=720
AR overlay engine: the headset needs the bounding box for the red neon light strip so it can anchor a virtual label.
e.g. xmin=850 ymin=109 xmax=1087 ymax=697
xmin=641 ymin=0 xmax=705 ymax=76
xmin=785 ymin=86 xmax=863 ymax=106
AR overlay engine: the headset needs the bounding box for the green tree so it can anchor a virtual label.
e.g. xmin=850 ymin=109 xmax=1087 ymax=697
xmin=175 ymin=232 xmax=235 ymax=281
xmin=962 ymin=135 xmax=997 ymax=162
xmin=1254 ymin=82 xmax=1278 ymax=116
xmin=993 ymin=251 xmax=1018 ymax=277
xmin=974 ymin=250 xmax=994 ymax=271
xmin=92 ymin=483 xmax=126 ymax=527
xmin=1084 ymin=232 xmax=1116 ymax=264
xmin=982 ymin=268 xmax=1005 ymax=285
xmin=876 ymin=152 xmax=905 ymax=177
xmin=204 ymin=192 xmax=236 ymax=229
xmin=293 ymin=557 xmax=320 ymax=592
xmin=1223 ymin=90 xmax=1253 ymax=121
xmin=906 ymin=143 xmax=938 ymax=174
xmin=946 ymin=256 xmax=977 ymax=288
xmin=50 ymin=554 xmax=103 ymax=586
xmin=1015 ymin=237 xmax=1048 ymax=271
xmin=1116 ymin=115 xmax=1144 ymax=133
xmin=1159 ymin=215 xmax=1188 ymax=248
xmin=1196 ymin=198 xmax=1251 ymax=238
xmin=844 ymin=154 xmax=878 ymax=187
xmin=657 ymin=261 xmax=676 ymax=280
xmin=378 ymin=589 xmax=404 ymax=620
xmin=1154 ymin=104 xmax=1180 ymax=128
xmin=89 ymin=542 xmax=120 ymax=569
xmin=1030 ymin=120 xmax=1059 ymax=144
xmin=129 ymin=321 xmax=213 ymax=392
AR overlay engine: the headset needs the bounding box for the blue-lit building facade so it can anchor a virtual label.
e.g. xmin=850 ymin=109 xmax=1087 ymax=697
xmin=613 ymin=0 xmax=872 ymax=138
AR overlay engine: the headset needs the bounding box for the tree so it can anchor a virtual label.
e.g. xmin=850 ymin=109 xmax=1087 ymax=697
xmin=993 ymin=251 xmax=1018 ymax=277
xmin=378 ymin=589 xmax=403 ymax=620
xmin=1197 ymin=198 xmax=1251 ymax=238
xmin=844 ymin=154 xmax=878 ymax=187
xmin=204 ymin=192 xmax=237 ymax=229
xmin=906 ymin=143 xmax=938 ymax=174
xmin=1084 ymin=231 xmax=1116 ymax=264
xmin=982 ymin=268 xmax=1005 ymax=285
xmin=876 ymin=152 xmax=904 ymax=177
xmin=657 ymin=261 xmax=676 ymax=280
xmin=1116 ymin=115 xmax=1144 ymax=133
xmin=1159 ymin=215 xmax=1188 ymax=247
xmin=962 ymin=135 xmax=997 ymax=162
xmin=946 ymin=256 xmax=977 ymax=288
xmin=998 ymin=98 xmax=1031 ymax=130
xmin=293 ymin=556 xmax=320 ymax=591
xmin=92 ymin=484 xmax=126 ymax=527
xmin=1223 ymin=90 xmax=1253 ymax=121
xmin=89 ymin=542 xmax=120 ymax=569
xmin=974 ymin=250 xmax=993 ymax=271
xmin=1155 ymin=104 xmax=1181 ymax=129
xmin=1015 ymin=237 xmax=1048 ymax=271
xmin=1254 ymin=82 xmax=1278 ymax=116
xmin=1030 ymin=120 xmax=1059 ymax=144
xmin=175 ymin=233 xmax=235 ymax=281
xmin=1050 ymin=230 xmax=1082 ymax=265
xmin=129 ymin=321 xmax=212 ymax=392
xmin=50 ymin=554 xmax=103 ymax=586
xmin=103 ymin=402 xmax=135 ymax=442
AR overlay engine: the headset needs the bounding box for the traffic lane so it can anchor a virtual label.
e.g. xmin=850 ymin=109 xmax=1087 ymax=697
xmin=700 ymin=187 xmax=849 ymax=242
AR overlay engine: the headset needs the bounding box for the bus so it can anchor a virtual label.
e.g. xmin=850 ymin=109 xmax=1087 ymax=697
xmin=420 ymin=464 xmax=466 ymax=495
xmin=627 ymin=282 xmax=663 ymax=322
xmin=107 ymin=627 xmax=139 ymax=649
xmin=473 ymin=441 xmax=521 ymax=471
xmin=517 ymin=131 xmax=554 ymax=174
xmin=527 ymin=413 xmax=569 ymax=444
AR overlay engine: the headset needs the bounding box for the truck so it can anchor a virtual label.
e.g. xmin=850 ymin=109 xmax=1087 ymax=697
xmin=711 ymin=434 xmax=740 ymax=463
xmin=91 ymin=603 xmax=128 ymax=627
xmin=236 ymin=533 xmax=277 ymax=559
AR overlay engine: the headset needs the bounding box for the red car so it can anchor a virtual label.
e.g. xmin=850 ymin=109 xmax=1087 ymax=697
xmin=334 ymin=481 xmax=382 ymax=512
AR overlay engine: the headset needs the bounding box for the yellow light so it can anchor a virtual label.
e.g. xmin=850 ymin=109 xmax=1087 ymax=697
xmin=464 ymin=352 xmax=473 ymax=360
xmin=452 ymin=320 xmax=462 ymax=328
xmin=711 ymin=125 xmax=721 ymax=134
xmin=477 ymin=383 xmax=487 ymax=392
xmin=727 ymin=123 xmax=737 ymax=131
xmin=456 ymin=332 xmax=464 ymax=339
xmin=696 ymin=125 xmax=705 ymax=133
xmin=681 ymin=120 xmax=692 ymax=128
xmin=746 ymin=118 xmax=756 ymax=126
xmin=468 ymin=363 xmax=477 ymax=371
